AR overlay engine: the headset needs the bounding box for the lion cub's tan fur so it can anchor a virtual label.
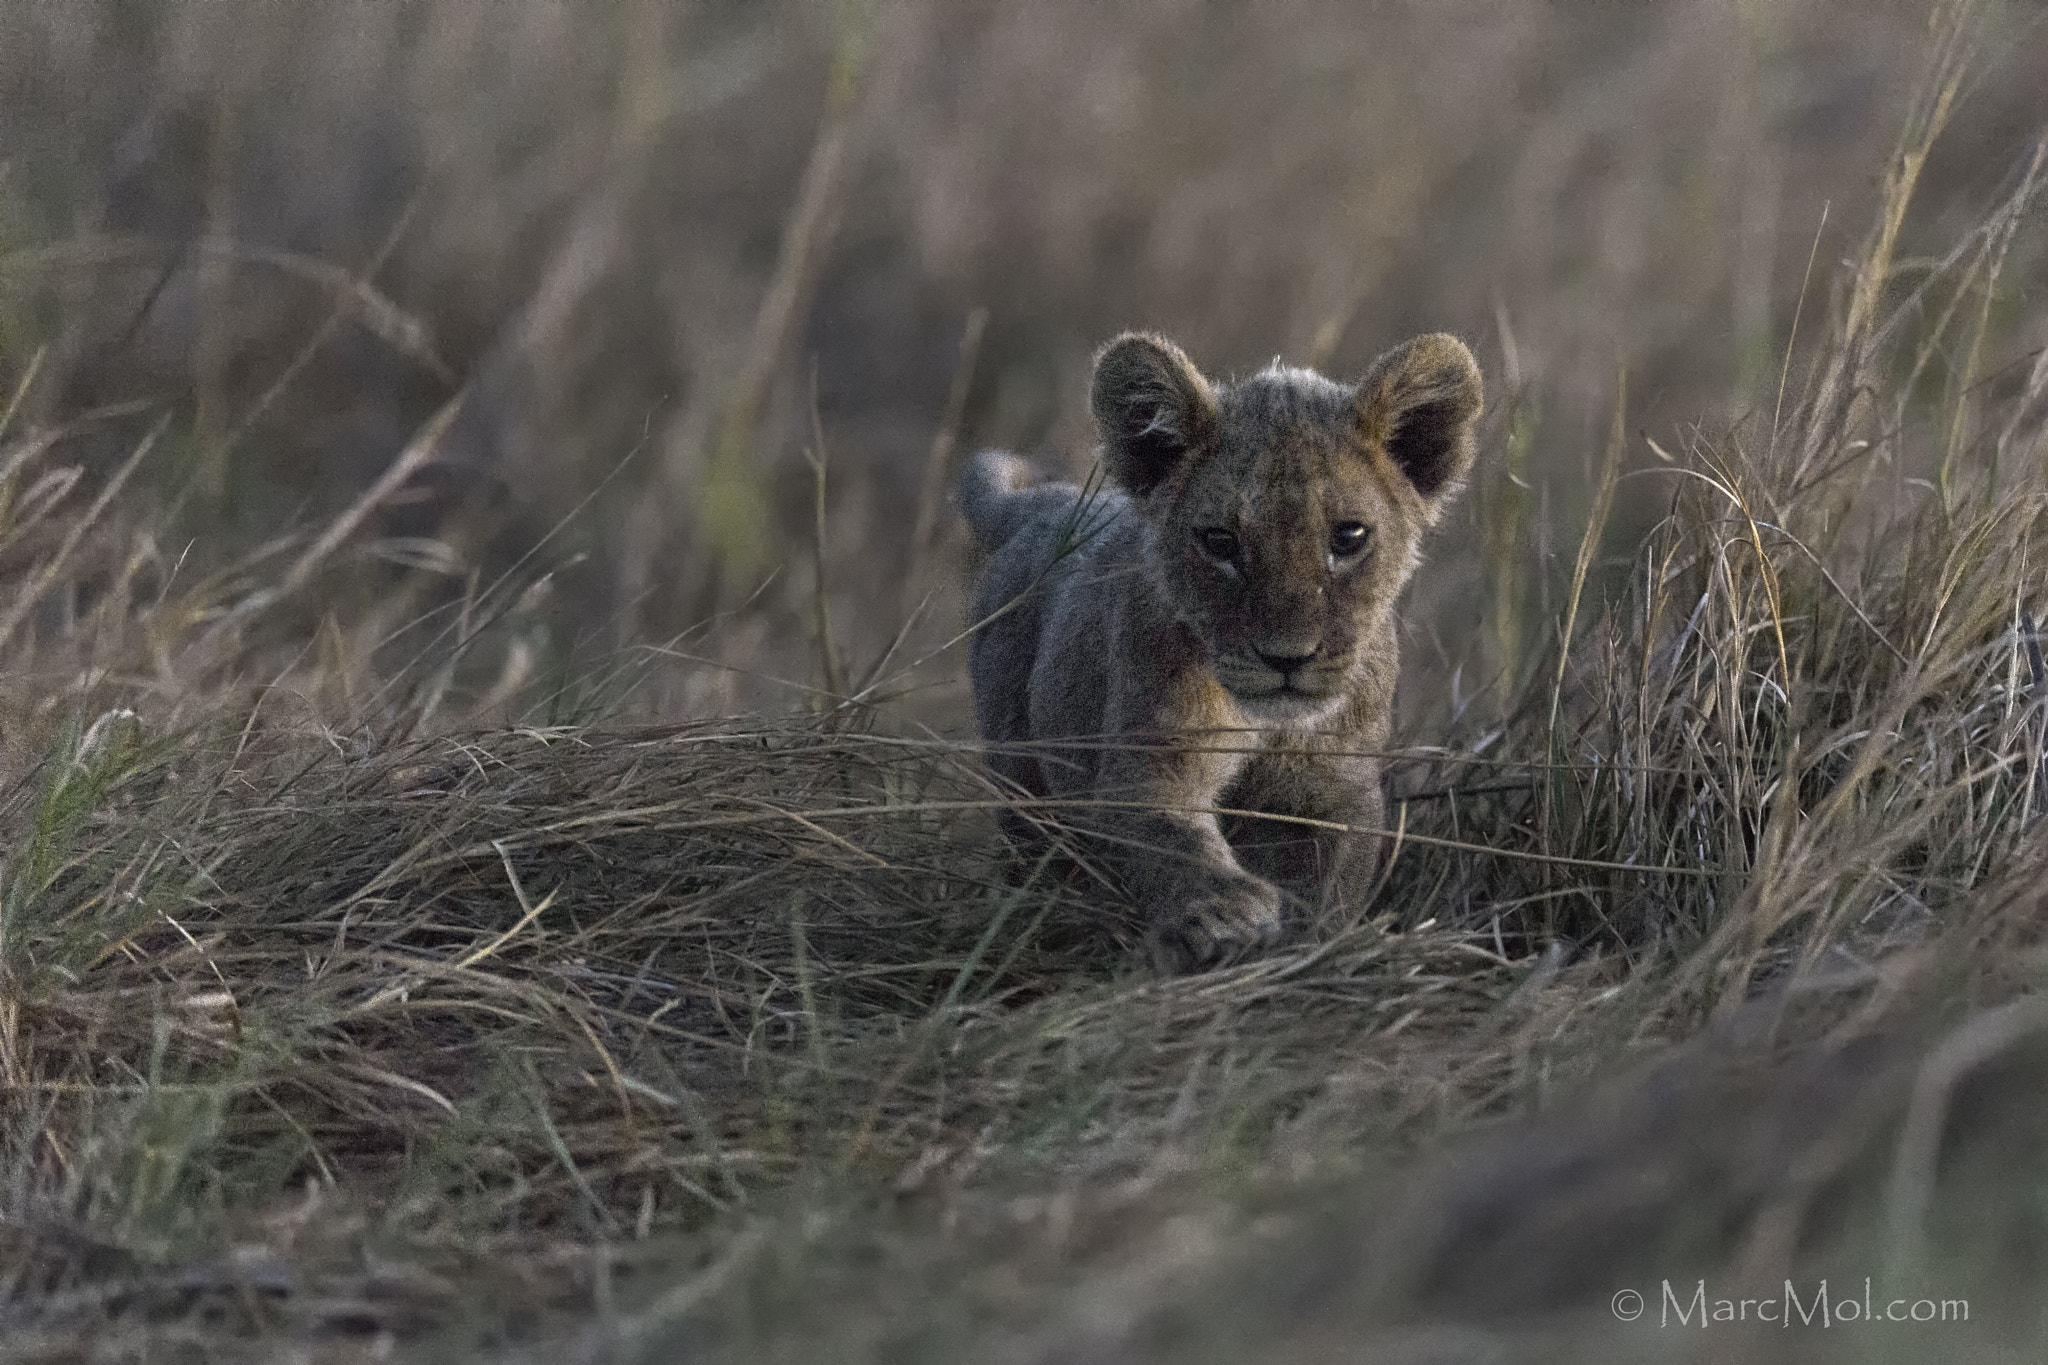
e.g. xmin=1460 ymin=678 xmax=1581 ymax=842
xmin=958 ymin=331 xmax=1481 ymax=971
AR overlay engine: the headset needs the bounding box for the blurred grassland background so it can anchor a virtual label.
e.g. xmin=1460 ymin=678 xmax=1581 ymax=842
xmin=3 ymin=0 xmax=2048 ymax=1361
xmin=1 ymin=0 xmax=2041 ymax=725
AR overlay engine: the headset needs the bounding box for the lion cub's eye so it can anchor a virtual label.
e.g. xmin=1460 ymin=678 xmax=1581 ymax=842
xmin=1329 ymin=521 xmax=1371 ymax=559
xmin=1197 ymin=527 xmax=1240 ymax=562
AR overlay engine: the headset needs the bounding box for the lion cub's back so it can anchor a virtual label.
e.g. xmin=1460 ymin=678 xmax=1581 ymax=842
xmin=965 ymin=466 xmax=1135 ymax=751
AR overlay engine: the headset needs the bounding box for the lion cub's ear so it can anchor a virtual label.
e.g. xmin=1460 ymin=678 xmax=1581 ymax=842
xmin=1357 ymin=333 xmax=1483 ymax=503
xmin=1091 ymin=332 xmax=1220 ymax=495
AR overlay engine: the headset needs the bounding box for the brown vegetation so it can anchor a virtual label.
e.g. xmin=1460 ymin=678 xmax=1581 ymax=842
xmin=1 ymin=1 xmax=2047 ymax=1361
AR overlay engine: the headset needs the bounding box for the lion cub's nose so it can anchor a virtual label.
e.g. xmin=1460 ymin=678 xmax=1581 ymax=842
xmin=1255 ymin=642 xmax=1321 ymax=675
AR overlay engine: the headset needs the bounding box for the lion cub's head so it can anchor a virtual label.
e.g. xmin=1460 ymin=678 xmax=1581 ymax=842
xmin=1091 ymin=331 xmax=1482 ymax=722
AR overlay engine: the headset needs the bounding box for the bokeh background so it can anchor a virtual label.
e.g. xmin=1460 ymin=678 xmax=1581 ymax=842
xmin=3 ymin=0 xmax=2045 ymax=724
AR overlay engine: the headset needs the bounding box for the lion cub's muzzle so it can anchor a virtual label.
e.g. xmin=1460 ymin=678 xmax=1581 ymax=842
xmin=1217 ymin=636 xmax=1348 ymax=717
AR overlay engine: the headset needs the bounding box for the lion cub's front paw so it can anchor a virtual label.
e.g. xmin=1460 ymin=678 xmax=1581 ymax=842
xmin=1146 ymin=875 xmax=1284 ymax=975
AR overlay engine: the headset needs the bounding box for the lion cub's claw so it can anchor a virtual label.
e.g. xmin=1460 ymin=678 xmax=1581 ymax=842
xmin=1147 ymin=879 xmax=1284 ymax=975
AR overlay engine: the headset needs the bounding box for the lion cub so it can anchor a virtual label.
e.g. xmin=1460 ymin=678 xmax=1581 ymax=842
xmin=958 ymin=331 xmax=1481 ymax=971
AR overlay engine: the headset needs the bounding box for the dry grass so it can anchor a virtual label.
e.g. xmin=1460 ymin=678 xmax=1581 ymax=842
xmin=3 ymin=1 xmax=2048 ymax=1362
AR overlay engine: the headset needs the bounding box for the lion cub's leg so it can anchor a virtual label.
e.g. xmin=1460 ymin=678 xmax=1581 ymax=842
xmin=1082 ymin=739 xmax=1283 ymax=973
xmin=1224 ymin=750 xmax=1386 ymax=926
